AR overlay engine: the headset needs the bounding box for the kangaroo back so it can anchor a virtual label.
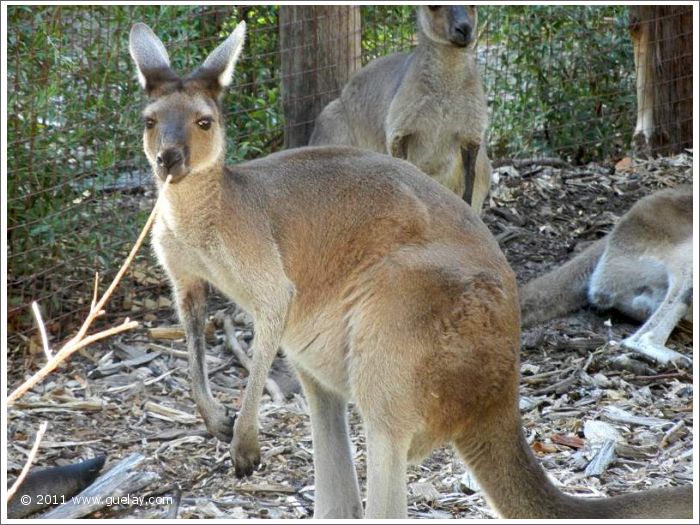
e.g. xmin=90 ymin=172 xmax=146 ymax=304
xmin=309 ymin=52 xmax=411 ymax=151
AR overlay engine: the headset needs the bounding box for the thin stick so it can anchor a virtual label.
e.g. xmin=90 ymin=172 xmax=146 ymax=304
xmin=31 ymin=302 xmax=51 ymax=360
xmin=91 ymin=272 xmax=100 ymax=311
xmin=67 ymin=176 xmax=172 ymax=348
xmin=222 ymin=316 xmax=285 ymax=404
xmin=7 ymin=176 xmax=172 ymax=405
xmin=8 ymin=320 xmax=139 ymax=405
xmin=6 ymin=421 xmax=49 ymax=503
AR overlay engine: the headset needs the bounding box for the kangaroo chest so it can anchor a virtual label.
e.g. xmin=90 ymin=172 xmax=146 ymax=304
xmin=389 ymin=74 xmax=485 ymax=181
xmin=153 ymin=215 xmax=257 ymax=315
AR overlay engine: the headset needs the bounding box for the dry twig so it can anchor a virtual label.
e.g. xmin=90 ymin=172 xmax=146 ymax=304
xmin=6 ymin=421 xmax=49 ymax=502
xmin=7 ymin=177 xmax=172 ymax=405
xmin=31 ymin=302 xmax=52 ymax=360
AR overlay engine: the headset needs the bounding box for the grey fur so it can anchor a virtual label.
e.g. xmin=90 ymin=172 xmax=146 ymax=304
xmin=129 ymin=23 xmax=172 ymax=90
xmin=309 ymin=6 xmax=492 ymax=212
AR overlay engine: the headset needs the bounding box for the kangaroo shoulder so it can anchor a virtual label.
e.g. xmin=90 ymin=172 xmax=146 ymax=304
xmin=342 ymin=52 xmax=412 ymax=101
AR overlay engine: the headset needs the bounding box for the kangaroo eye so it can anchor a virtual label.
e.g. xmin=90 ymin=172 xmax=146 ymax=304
xmin=144 ymin=118 xmax=156 ymax=129
xmin=197 ymin=117 xmax=212 ymax=130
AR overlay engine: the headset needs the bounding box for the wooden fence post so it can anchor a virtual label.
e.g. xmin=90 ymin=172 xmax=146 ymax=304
xmin=629 ymin=6 xmax=693 ymax=156
xmin=280 ymin=6 xmax=361 ymax=149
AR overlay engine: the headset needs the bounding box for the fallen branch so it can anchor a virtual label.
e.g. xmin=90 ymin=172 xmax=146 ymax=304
xmin=633 ymin=370 xmax=690 ymax=382
xmin=492 ymin=157 xmax=573 ymax=170
xmin=7 ymin=176 xmax=172 ymax=405
xmin=6 ymin=421 xmax=48 ymax=503
xmin=584 ymin=439 xmax=617 ymax=477
xmin=163 ymin=486 xmax=182 ymax=519
xmin=222 ymin=316 xmax=285 ymax=404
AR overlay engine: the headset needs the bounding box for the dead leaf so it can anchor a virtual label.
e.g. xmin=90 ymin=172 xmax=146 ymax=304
xmin=532 ymin=441 xmax=558 ymax=454
xmin=551 ymin=433 xmax=585 ymax=449
xmin=615 ymin=156 xmax=633 ymax=172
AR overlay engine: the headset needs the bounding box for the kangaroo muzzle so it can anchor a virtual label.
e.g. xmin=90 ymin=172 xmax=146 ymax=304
xmin=155 ymin=146 xmax=189 ymax=181
xmin=448 ymin=7 xmax=474 ymax=47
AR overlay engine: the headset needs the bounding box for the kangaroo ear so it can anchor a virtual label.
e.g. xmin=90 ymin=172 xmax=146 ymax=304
xmin=129 ymin=23 xmax=177 ymax=92
xmin=200 ymin=21 xmax=246 ymax=89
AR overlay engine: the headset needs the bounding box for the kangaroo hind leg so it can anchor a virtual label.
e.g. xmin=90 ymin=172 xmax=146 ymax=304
xmin=297 ymin=368 xmax=363 ymax=518
xmin=622 ymin=262 xmax=692 ymax=366
xmin=364 ymin=424 xmax=411 ymax=519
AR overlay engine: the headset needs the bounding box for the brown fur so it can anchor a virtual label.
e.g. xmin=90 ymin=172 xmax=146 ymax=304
xmin=629 ymin=6 xmax=693 ymax=156
xmin=129 ymin=22 xmax=693 ymax=519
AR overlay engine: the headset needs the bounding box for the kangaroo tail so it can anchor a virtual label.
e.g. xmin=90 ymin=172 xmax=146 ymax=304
xmin=7 ymin=455 xmax=106 ymax=518
xmin=519 ymin=238 xmax=606 ymax=328
xmin=454 ymin=405 xmax=692 ymax=519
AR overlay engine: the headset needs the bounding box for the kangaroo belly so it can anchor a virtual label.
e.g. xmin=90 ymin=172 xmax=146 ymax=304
xmin=407 ymin=132 xmax=461 ymax=184
xmin=283 ymin=314 xmax=353 ymax=398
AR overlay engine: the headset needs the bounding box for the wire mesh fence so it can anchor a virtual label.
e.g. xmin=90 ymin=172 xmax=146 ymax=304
xmin=6 ymin=4 xmax=693 ymax=351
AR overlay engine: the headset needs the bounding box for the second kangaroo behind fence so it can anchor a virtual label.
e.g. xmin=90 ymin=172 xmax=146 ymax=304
xmin=310 ymin=5 xmax=492 ymax=213
xmin=129 ymin=21 xmax=692 ymax=520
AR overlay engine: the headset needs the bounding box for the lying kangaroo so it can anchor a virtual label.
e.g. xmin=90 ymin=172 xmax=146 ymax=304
xmin=129 ymin=22 xmax=692 ymax=519
xmin=309 ymin=5 xmax=492 ymax=213
xmin=520 ymin=186 xmax=693 ymax=366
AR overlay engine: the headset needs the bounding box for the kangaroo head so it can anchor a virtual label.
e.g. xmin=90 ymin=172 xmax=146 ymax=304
xmin=419 ymin=5 xmax=477 ymax=48
xmin=129 ymin=22 xmax=246 ymax=183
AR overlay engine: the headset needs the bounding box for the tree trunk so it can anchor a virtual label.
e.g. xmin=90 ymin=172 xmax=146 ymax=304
xmin=280 ymin=6 xmax=361 ymax=149
xmin=629 ymin=6 xmax=693 ymax=157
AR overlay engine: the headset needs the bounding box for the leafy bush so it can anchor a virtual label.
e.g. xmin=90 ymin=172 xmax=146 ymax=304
xmin=480 ymin=5 xmax=634 ymax=162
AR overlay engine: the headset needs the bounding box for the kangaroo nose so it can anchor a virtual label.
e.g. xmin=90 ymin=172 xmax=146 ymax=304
xmin=455 ymin=22 xmax=472 ymax=42
xmin=157 ymin=148 xmax=184 ymax=171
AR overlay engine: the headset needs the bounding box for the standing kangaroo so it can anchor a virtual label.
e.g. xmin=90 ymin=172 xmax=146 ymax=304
xmin=520 ymin=186 xmax=693 ymax=366
xmin=309 ymin=5 xmax=492 ymax=213
xmin=129 ymin=23 xmax=692 ymax=519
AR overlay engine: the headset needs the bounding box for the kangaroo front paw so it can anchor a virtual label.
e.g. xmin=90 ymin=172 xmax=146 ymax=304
xmin=203 ymin=406 xmax=235 ymax=443
xmin=231 ymin=424 xmax=261 ymax=477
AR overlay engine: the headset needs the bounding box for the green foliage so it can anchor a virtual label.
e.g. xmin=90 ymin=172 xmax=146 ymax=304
xmin=480 ymin=5 xmax=635 ymax=163
xmin=222 ymin=5 xmax=282 ymax=160
xmin=361 ymin=6 xmax=415 ymax=62
xmin=6 ymin=6 xmax=247 ymax=336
